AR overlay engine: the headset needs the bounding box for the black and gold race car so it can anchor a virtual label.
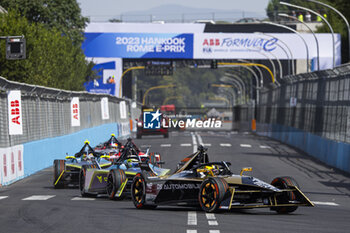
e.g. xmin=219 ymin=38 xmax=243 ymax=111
xmin=53 ymin=140 xmax=111 ymax=188
xmin=130 ymin=146 xmax=314 ymax=213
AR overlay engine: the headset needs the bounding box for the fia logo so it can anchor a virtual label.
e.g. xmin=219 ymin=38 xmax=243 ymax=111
xmin=143 ymin=110 xmax=161 ymax=129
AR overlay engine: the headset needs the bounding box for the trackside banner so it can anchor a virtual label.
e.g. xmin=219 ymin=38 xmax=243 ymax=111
xmin=71 ymin=97 xmax=80 ymax=127
xmin=0 ymin=145 xmax=24 ymax=185
xmin=7 ymin=90 xmax=23 ymax=135
xmin=83 ymin=33 xmax=193 ymax=58
xmin=101 ymin=97 xmax=109 ymax=120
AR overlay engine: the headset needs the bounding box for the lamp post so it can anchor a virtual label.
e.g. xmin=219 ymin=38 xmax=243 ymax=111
xmin=223 ymin=73 xmax=248 ymax=104
xmin=218 ymin=62 xmax=275 ymax=83
xmin=278 ymin=13 xmax=320 ymax=71
xmin=262 ymin=21 xmax=310 ymax=73
xmin=237 ymin=59 xmax=264 ymax=87
xmin=142 ymin=84 xmax=175 ymax=105
xmin=119 ymin=66 xmax=145 ymax=97
xmin=255 ymin=32 xmax=295 ymax=75
xmin=279 ymin=1 xmax=335 ymax=68
xmin=306 ymin=0 xmax=350 ymax=62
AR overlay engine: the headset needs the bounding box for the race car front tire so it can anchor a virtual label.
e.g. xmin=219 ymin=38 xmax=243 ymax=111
xmin=53 ymin=160 xmax=65 ymax=189
xmin=270 ymin=176 xmax=299 ymax=214
xmin=199 ymin=177 xmax=228 ymax=213
xmin=131 ymin=173 xmax=157 ymax=209
xmin=106 ymin=169 xmax=127 ymax=200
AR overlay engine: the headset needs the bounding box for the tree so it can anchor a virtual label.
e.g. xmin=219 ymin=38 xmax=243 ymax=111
xmin=0 ymin=10 xmax=93 ymax=91
xmin=0 ymin=0 xmax=89 ymax=44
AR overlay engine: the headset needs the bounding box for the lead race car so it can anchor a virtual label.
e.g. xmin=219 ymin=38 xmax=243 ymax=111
xmin=131 ymin=146 xmax=314 ymax=213
xmin=53 ymin=140 xmax=112 ymax=188
xmin=79 ymin=138 xmax=170 ymax=199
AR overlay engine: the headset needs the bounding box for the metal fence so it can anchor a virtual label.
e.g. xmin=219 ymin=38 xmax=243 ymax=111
xmin=257 ymin=63 xmax=350 ymax=143
xmin=0 ymin=76 xmax=141 ymax=148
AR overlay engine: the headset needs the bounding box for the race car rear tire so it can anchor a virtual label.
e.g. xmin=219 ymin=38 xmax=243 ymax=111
xmin=53 ymin=160 xmax=65 ymax=189
xmin=106 ymin=169 xmax=127 ymax=200
xmin=270 ymin=176 xmax=299 ymax=214
xmin=199 ymin=177 xmax=228 ymax=213
xmin=131 ymin=173 xmax=157 ymax=209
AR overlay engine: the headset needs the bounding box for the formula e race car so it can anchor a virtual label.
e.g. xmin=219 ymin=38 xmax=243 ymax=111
xmin=94 ymin=134 xmax=123 ymax=161
xmin=79 ymin=138 xmax=170 ymax=199
xmin=130 ymin=146 xmax=314 ymax=213
xmin=53 ymin=140 xmax=112 ymax=188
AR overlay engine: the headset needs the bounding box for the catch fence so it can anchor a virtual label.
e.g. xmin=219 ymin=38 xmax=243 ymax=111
xmin=0 ymin=76 xmax=140 ymax=148
xmin=257 ymin=63 xmax=350 ymax=144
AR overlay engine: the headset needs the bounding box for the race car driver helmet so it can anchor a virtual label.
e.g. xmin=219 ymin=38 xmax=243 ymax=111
xmin=125 ymin=158 xmax=139 ymax=168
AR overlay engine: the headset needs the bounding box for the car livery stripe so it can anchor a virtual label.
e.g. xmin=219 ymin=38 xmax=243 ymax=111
xmin=54 ymin=170 xmax=65 ymax=186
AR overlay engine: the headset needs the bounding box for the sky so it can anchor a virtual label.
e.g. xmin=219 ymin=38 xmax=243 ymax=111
xmin=76 ymin=0 xmax=270 ymax=22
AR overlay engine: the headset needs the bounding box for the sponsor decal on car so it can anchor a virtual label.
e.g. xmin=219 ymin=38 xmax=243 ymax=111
xmin=157 ymin=183 xmax=201 ymax=190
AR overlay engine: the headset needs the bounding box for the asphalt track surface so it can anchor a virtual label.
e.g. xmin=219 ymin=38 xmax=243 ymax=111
xmin=1 ymin=131 xmax=350 ymax=233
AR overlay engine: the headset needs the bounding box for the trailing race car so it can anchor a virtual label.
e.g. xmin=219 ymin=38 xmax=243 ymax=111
xmin=130 ymin=146 xmax=314 ymax=213
xmin=79 ymin=138 xmax=170 ymax=199
xmin=94 ymin=134 xmax=123 ymax=161
xmin=53 ymin=140 xmax=112 ymax=188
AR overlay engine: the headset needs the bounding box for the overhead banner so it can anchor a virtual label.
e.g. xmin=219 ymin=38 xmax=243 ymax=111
xmin=83 ymin=33 xmax=193 ymax=58
xmin=119 ymin=101 xmax=127 ymax=119
xmin=193 ymin=33 xmax=341 ymax=65
xmin=7 ymin=90 xmax=23 ymax=135
xmin=71 ymin=97 xmax=80 ymax=127
xmin=101 ymin=97 xmax=109 ymax=120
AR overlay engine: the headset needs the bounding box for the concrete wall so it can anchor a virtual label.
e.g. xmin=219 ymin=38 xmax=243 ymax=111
xmin=257 ymin=123 xmax=350 ymax=174
xmin=0 ymin=122 xmax=130 ymax=186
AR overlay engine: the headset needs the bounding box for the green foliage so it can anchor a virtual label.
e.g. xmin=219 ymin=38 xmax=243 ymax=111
xmin=0 ymin=10 xmax=93 ymax=90
xmin=0 ymin=0 xmax=89 ymax=44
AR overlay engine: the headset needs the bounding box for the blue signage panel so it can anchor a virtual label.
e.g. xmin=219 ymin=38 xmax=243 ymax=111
xmin=83 ymin=33 xmax=193 ymax=59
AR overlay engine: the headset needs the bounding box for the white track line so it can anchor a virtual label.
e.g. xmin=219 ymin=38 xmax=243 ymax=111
xmin=187 ymin=211 xmax=197 ymax=225
xmin=71 ymin=197 xmax=96 ymax=201
xmin=205 ymin=213 xmax=216 ymax=220
xmin=220 ymin=143 xmax=231 ymax=147
xmin=181 ymin=143 xmax=192 ymax=147
xmin=160 ymin=144 xmax=171 ymax=147
xmin=186 ymin=230 xmax=197 ymax=233
xmin=312 ymin=201 xmax=339 ymax=206
xmin=240 ymin=144 xmax=252 ymax=148
xmin=203 ymin=143 xmax=212 ymax=147
xmin=208 ymin=221 xmax=219 ymax=226
xmin=209 ymin=230 xmax=221 ymax=233
xmin=196 ymin=132 xmax=203 ymax=145
xmin=191 ymin=132 xmax=197 ymax=153
xmin=0 ymin=196 xmax=9 ymax=200
xmin=22 ymin=195 xmax=55 ymax=200
xmin=259 ymin=145 xmax=271 ymax=149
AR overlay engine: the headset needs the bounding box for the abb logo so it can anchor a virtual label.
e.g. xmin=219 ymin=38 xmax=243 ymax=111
xmin=10 ymin=100 xmax=21 ymax=125
xmin=71 ymin=97 xmax=80 ymax=126
xmin=203 ymin=38 xmax=220 ymax=46
xmin=8 ymin=90 xmax=23 ymax=135
xmin=72 ymin=103 xmax=79 ymax=120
